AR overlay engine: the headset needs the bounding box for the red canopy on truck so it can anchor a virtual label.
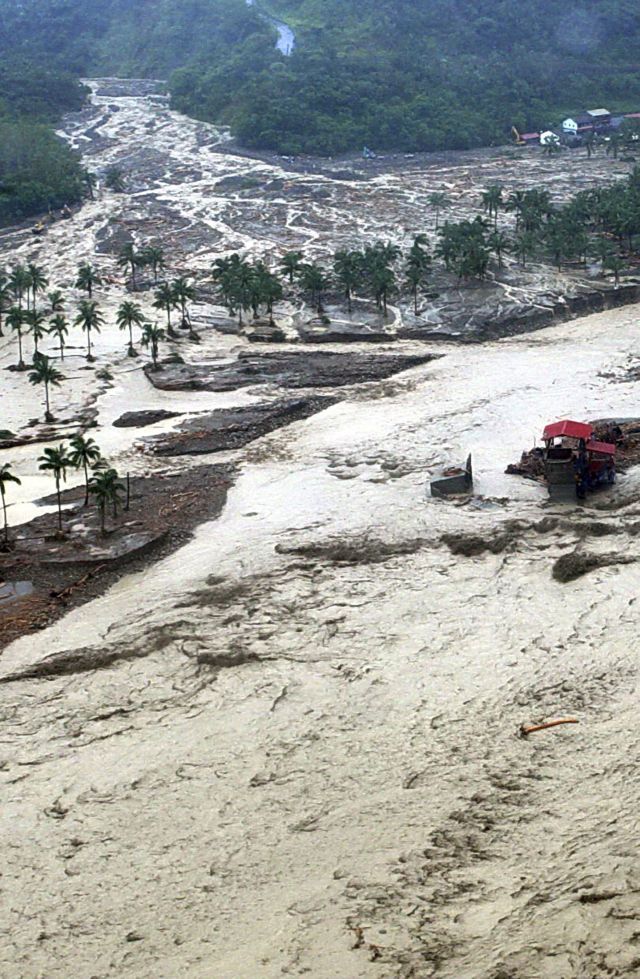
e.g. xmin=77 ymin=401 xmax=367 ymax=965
xmin=542 ymin=420 xmax=593 ymax=442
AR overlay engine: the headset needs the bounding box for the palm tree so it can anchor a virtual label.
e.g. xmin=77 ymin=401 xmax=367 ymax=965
xmin=74 ymin=300 xmax=104 ymax=361
xmin=280 ymin=251 xmax=305 ymax=284
xmin=0 ymin=463 xmax=21 ymax=546
xmin=29 ymin=354 xmax=64 ymax=422
xmin=333 ymin=250 xmax=362 ymax=312
xmin=69 ymin=434 xmax=102 ymax=505
xmin=427 ymin=192 xmax=450 ymax=229
xmin=118 ymin=243 xmax=140 ymax=290
xmin=38 ymin=444 xmax=72 ymax=532
xmin=487 ymin=230 xmax=511 ymax=268
xmin=7 ymin=306 xmax=26 ymax=369
xmin=482 ymin=185 xmax=504 ymax=228
xmin=299 ymin=263 xmax=330 ymax=313
xmin=212 ymin=256 xmax=251 ymax=325
xmin=116 ymin=300 xmax=145 ymax=356
xmin=0 ymin=278 xmax=11 ymax=337
xmin=26 ymin=263 xmax=48 ymax=310
xmin=142 ymin=246 xmax=165 ymax=284
xmin=75 ymin=262 xmax=102 ymax=298
xmin=48 ymin=290 xmax=65 ymax=313
xmin=25 ymin=310 xmax=48 ymax=357
xmin=153 ymin=282 xmax=178 ymax=337
xmin=9 ymin=265 xmax=30 ymax=310
xmin=171 ymin=277 xmax=197 ymax=333
xmin=49 ymin=314 xmax=69 ymax=360
xmin=141 ymin=321 xmax=165 ymax=369
xmin=89 ymin=468 xmax=125 ymax=535
xmin=105 ymin=166 xmax=126 ymax=192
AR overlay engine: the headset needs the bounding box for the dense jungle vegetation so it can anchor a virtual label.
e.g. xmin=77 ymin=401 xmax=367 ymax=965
xmin=3 ymin=0 xmax=640 ymax=166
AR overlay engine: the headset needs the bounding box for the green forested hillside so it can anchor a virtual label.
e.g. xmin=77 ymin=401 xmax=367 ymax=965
xmin=2 ymin=0 xmax=640 ymax=161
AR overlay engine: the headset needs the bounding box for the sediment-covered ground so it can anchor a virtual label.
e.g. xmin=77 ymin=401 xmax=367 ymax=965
xmin=2 ymin=80 xmax=640 ymax=979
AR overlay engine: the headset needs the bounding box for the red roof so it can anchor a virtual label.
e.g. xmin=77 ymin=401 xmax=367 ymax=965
xmin=586 ymin=440 xmax=616 ymax=456
xmin=543 ymin=420 xmax=593 ymax=442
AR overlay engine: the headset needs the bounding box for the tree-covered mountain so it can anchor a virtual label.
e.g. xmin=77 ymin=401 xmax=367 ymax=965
xmin=3 ymin=0 xmax=640 ymax=160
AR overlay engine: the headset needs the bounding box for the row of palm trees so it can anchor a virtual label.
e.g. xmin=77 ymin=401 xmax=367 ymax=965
xmin=0 ymin=436 xmax=126 ymax=546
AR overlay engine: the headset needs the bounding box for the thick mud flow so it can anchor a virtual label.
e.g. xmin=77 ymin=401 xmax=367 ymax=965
xmin=2 ymin=81 xmax=640 ymax=978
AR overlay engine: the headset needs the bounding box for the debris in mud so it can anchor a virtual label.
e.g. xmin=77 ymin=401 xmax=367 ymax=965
xmin=113 ymin=409 xmax=183 ymax=427
xmin=440 ymin=531 xmax=515 ymax=557
xmin=148 ymin=396 xmax=336 ymax=456
xmin=551 ymin=549 xmax=635 ymax=582
xmin=275 ymin=535 xmax=425 ymax=565
xmin=520 ymin=718 xmax=579 ymax=737
xmin=145 ymin=351 xmax=438 ymax=392
xmin=507 ymin=419 xmax=640 ymax=485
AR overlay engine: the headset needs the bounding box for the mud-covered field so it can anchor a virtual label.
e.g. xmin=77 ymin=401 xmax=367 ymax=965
xmin=2 ymin=80 xmax=640 ymax=979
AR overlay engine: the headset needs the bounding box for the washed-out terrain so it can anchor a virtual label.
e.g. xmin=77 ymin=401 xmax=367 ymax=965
xmin=2 ymin=80 xmax=640 ymax=978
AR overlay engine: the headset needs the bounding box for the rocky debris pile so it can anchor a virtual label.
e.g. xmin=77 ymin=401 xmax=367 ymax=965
xmin=148 ymin=396 xmax=336 ymax=456
xmin=145 ymin=351 xmax=438 ymax=392
xmin=113 ymin=409 xmax=183 ymax=428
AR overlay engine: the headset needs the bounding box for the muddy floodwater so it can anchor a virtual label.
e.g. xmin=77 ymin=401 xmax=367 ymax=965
xmin=2 ymin=81 xmax=640 ymax=979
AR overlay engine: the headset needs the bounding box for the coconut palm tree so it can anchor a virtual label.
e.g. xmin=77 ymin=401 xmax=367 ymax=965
xmin=171 ymin=277 xmax=197 ymax=333
xmin=9 ymin=265 xmax=30 ymax=310
xmin=333 ymin=250 xmax=362 ymax=312
xmin=118 ymin=243 xmax=140 ymax=290
xmin=7 ymin=306 xmax=26 ymax=369
xmin=74 ymin=300 xmax=104 ymax=361
xmin=47 ymin=290 xmax=65 ymax=313
xmin=89 ymin=468 xmax=125 ymax=535
xmin=427 ymin=192 xmax=450 ymax=229
xmin=0 ymin=277 xmax=11 ymax=337
xmin=153 ymin=282 xmax=178 ymax=337
xmin=212 ymin=256 xmax=251 ymax=325
xmin=29 ymin=354 xmax=64 ymax=422
xmin=38 ymin=444 xmax=72 ymax=532
xmin=299 ymin=263 xmax=330 ymax=314
xmin=141 ymin=321 xmax=165 ymax=369
xmin=25 ymin=310 xmax=48 ymax=357
xmin=116 ymin=300 xmax=145 ymax=356
xmin=482 ymin=185 xmax=504 ymax=228
xmin=280 ymin=251 xmax=305 ymax=284
xmin=75 ymin=262 xmax=102 ymax=298
xmin=487 ymin=230 xmax=511 ymax=268
xmin=49 ymin=314 xmax=69 ymax=360
xmin=69 ymin=434 xmax=102 ymax=505
xmin=0 ymin=462 xmax=21 ymax=546
xmin=26 ymin=263 xmax=48 ymax=310
xmin=141 ymin=245 xmax=165 ymax=284
xmin=105 ymin=166 xmax=126 ymax=192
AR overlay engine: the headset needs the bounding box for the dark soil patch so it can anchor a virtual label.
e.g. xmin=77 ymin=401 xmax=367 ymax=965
xmin=552 ymin=549 xmax=635 ymax=582
xmin=0 ymin=464 xmax=234 ymax=652
xmin=113 ymin=409 xmax=183 ymax=428
xmin=145 ymin=350 xmax=438 ymax=392
xmin=440 ymin=532 xmax=515 ymax=557
xmin=275 ymin=535 xmax=425 ymax=565
xmin=149 ymin=396 xmax=336 ymax=456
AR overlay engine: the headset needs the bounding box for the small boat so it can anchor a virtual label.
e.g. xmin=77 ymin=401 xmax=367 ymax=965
xmin=430 ymin=454 xmax=473 ymax=497
xmin=542 ymin=420 xmax=615 ymax=501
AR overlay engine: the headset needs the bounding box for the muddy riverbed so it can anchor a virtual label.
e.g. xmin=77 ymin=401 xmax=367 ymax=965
xmin=2 ymin=79 xmax=640 ymax=979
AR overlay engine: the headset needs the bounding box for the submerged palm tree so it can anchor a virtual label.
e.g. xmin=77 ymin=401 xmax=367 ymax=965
xmin=69 ymin=434 xmax=102 ymax=505
xmin=116 ymin=300 xmax=145 ymax=356
xmin=141 ymin=321 xmax=165 ymax=369
xmin=75 ymin=262 xmax=102 ymax=298
xmin=0 ymin=462 xmax=21 ymax=546
xmin=74 ymin=300 xmax=104 ymax=361
xmin=38 ymin=444 xmax=72 ymax=532
xmin=49 ymin=314 xmax=69 ymax=360
xmin=25 ymin=309 xmax=48 ymax=356
xmin=29 ymin=354 xmax=64 ymax=422
xmin=153 ymin=282 xmax=178 ymax=337
xmin=7 ymin=306 xmax=26 ymax=369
